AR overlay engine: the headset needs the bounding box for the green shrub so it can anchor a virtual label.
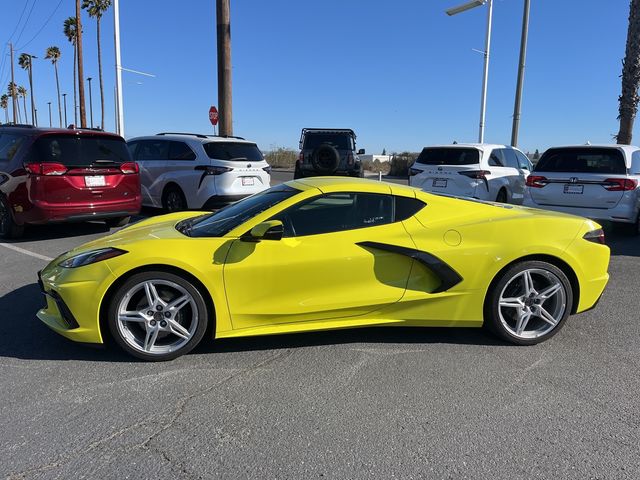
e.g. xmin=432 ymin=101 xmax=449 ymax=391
xmin=388 ymin=152 xmax=418 ymax=177
xmin=264 ymin=147 xmax=298 ymax=169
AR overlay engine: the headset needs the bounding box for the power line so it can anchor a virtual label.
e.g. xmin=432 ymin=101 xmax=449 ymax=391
xmin=14 ymin=0 xmax=39 ymax=47
xmin=16 ymin=0 xmax=64 ymax=51
xmin=0 ymin=0 xmax=31 ymax=83
xmin=7 ymin=0 xmax=30 ymax=43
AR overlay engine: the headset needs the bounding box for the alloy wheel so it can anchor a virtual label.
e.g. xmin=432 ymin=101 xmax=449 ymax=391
xmin=116 ymin=279 xmax=199 ymax=355
xmin=497 ymin=268 xmax=567 ymax=339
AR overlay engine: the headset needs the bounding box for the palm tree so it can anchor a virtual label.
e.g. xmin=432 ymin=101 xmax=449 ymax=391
xmin=7 ymin=82 xmax=20 ymax=123
xmin=75 ymin=0 xmax=87 ymax=128
xmin=63 ymin=17 xmax=79 ymax=126
xmin=18 ymin=86 xmax=28 ymax=124
xmin=618 ymin=0 xmax=640 ymax=144
xmin=82 ymin=0 xmax=111 ymax=130
xmin=45 ymin=46 xmax=63 ymax=127
xmin=0 ymin=94 xmax=8 ymax=123
xmin=18 ymin=53 xmax=36 ymax=125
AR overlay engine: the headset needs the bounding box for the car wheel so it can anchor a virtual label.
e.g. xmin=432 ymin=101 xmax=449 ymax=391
xmin=293 ymin=166 xmax=303 ymax=179
xmin=105 ymin=216 xmax=131 ymax=228
xmin=484 ymin=260 xmax=572 ymax=345
xmin=495 ymin=189 xmax=508 ymax=203
xmin=621 ymin=213 xmax=640 ymax=236
xmin=107 ymin=271 xmax=209 ymax=361
xmin=162 ymin=186 xmax=187 ymax=212
xmin=311 ymin=144 xmax=340 ymax=175
xmin=0 ymin=196 xmax=24 ymax=239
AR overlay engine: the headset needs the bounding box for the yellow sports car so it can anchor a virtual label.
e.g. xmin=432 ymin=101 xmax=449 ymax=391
xmin=37 ymin=177 xmax=610 ymax=361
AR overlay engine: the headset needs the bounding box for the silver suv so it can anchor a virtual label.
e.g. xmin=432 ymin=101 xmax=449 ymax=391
xmin=523 ymin=144 xmax=640 ymax=234
xmin=127 ymin=133 xmax=271 ymax=211
xmin=295 ymin=128 xmax=364 ymax=178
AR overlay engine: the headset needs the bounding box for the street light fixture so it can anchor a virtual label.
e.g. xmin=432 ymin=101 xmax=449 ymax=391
xmin=446 ymin=0 xmax=493 ymax=144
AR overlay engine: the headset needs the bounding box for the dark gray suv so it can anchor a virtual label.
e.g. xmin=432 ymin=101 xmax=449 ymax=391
xmin=295 ymin=128 xmax=364 ymax=178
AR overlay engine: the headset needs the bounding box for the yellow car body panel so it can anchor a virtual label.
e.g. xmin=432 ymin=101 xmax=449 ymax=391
xmin=36 ymin=177 xmax=610 ymax=346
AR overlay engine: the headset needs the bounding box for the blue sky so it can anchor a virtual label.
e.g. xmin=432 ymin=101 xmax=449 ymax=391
xmin=0 ymin=0 xmax=634 ymax=154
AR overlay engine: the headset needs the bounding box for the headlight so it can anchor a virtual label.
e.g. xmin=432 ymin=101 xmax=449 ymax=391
xmin=59 ymin=248 xmax=128 ymax=268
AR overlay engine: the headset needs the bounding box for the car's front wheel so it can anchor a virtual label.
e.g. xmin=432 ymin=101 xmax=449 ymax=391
xmin=107 ymin=271 xmax=209 ymax=361
xmin=484 ymin=260 xmax=572 ymax=345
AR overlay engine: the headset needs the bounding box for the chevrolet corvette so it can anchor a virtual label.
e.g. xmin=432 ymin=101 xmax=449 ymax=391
xmin=37 ymin=177 xmax=610 ymax=361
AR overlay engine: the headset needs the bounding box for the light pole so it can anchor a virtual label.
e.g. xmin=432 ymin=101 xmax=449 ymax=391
xmin=47 ymin=102 xmax=52 ymax=127
xmin=446 ymin=0 xmax=493 ymax=144
xmin=62 ymin=93 xmax=68 ymax=127
xmin=87 ymin=77 xmax=94 ymax=128
xmin=511 ymin=0 xmax=531 ymax=147
xmin=113 ymin=0 xmax=124 ymax=135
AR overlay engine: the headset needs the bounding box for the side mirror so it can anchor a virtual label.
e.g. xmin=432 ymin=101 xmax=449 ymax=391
xmin=245 ymin=220 xmax=284 ymax=241
xmin=357 ymin=149 xmax=365 ymax=155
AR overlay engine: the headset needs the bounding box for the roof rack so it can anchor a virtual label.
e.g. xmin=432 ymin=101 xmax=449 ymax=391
xmin=156 ymin=132 xmax=209 ymax=139
xmin=1 ymin=123 xmax=35 ymax=128
xmin=212 ymin=134 xmax=246 ymax=140
xmin=299 ymin=128 xmax=356 ymax=148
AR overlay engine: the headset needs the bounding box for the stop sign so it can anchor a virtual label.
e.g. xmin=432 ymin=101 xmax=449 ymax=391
xmin=209 ymin=106 xmax=219 ymax=126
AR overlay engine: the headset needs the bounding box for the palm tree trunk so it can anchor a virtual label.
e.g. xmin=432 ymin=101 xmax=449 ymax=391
xmin=76 ymin=0 xmax=87 ymax=128
xmin=97 ymin=17 xmax=105 ymax=130
xmin=73 ymin=44 xmax=78 ymax=126
xmin=28 ymin=65 xmax=35 ymax=125
xmin=22 ymin=96 xmax=28 ymax=123
xmin=618 ymin=0 xmax=640 ymax=145
xmin=54 ymin=63 xmax=62 ymax=127
xmin=15 ymin=98 xmax=21 ymax=123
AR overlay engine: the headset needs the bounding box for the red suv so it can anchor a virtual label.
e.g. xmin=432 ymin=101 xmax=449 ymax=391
xmin=0 ymin=126 xmax=141 ymax=238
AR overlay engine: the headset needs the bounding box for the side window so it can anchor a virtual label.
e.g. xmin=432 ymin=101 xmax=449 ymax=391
xmin=169 ymin=141 xmax=196 ymax=161
xmin=395 ymin=196 xmax=425 ymax=221
xmin=275 ymin=193 xmax=393 ymax=237
xmin=502 ymin=149 xmax=519 ymax=169
xmin=0 ymin=133 xmax=26 ymax=165
xmin=488 ymin=149 xmax=505 ymax=167
xmin=136 ymin=140 xmax=169 ymax=161
xmin=515 ymin=151 xmax=532 ymax=171
xmin=127 ymin=141 xmax=139 ymax=160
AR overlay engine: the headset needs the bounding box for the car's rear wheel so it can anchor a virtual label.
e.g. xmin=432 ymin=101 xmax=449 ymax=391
xmin=107 ymin=271 xmax=209 ymax=361
xmin=495 ymin=189 xmax=508 ymax=203
xmin=105 ymin=216 xmax=131 ymax=228
xmin=619 ymin=213 xmax=640 ymax=236
xmin=0 ymin=196 xmax=24 ymax=239
xmin=484 ymin=260 xmax=572 ymax=345
xmin=162 ymin=186 xmax=187 ymax=212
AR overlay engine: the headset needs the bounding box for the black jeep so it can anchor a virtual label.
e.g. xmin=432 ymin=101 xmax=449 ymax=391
xmin=295 ymin=128 xmax=364 ymax=179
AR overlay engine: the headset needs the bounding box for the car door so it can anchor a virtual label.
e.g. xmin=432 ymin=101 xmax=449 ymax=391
xmin=136 ymin=139 xmax=169 ymax=207
xmin=167 ymin=141 xmax=197 ymax=208
xmin=502 ymin=148 xmax=525 ymax=203
xmin=222 ymin=192 xmax=416 ymax=330
xmin=486 ymin=148 xmax=510 ymax=200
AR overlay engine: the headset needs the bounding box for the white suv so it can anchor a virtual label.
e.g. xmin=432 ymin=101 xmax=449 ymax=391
xmin=523 ymin=144 xmax=640 ymax=234
xmin=408 ymin=144 xmax=532 ymax=204
xmin=127 ymin=133 xmax=271 ymax=211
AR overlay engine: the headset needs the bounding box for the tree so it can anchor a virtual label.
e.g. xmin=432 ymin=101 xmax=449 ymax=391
xmin=63 ymin=17 xmax=79 ymax=126
xmin=18 ymin=86 xmax=28 ymax=123
xmin=18 ymin=53 xmax=35 ymax=124
xmin=45 ymin=46 xmax=63 ymax=127
xmin=533 ymin=149 xmax=540 ymax=160
xmin=82 ymin=0 xmax=111 ymax=131
xmin=617 ymin=0 xmax=640 ymax=144
xmin=0 ymin=94 xmax=8 ymax=123
xmin=75 ymin=0 xmax=87 ymax=128
xmin=382 ymin=148 xmax=386 ymax=155
xmin=7 ymin=82 xmax=19 ymax=123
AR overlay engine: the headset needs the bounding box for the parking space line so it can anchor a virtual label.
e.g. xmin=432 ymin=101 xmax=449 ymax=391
xmin=0 ymin=243 xmax=54 ymax=262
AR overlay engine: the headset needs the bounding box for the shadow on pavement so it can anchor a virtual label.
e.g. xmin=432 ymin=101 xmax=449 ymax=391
xmin=603 ymin=225 xmax=640 ymax=257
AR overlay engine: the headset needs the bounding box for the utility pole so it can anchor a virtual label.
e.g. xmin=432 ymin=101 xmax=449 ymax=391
xmin=113 ymin=0 xmax=124 ymax=136
xmin=478 ymin=0 xmax=493 ymax=144
xmin=76 ymin=0 xmax=87 ymax=127
xmin=510 ymin=0 xmax=531 ymax=147
xmin=47 ymin=102 xmax=52 ymax=127
xmin=216 ymin=0 xmax=233 ymax=136
xmin=9 ymin=43 xmax=18 ymax=123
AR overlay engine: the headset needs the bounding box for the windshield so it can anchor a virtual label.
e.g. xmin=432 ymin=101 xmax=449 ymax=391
xmin=303 ymin=133 xmax=353 ymax=150
xmin=415 ymin=147 xmax=480 ymax=166
xmin=183 ymin=184 xmax=300 ymax=237
xmin=33 ymin=134 xmax=130 ymax=166
xmin=535 ymin=148 xmax=626 ymax=174
xmin=203 ymin=142 xmax=264 ymax=161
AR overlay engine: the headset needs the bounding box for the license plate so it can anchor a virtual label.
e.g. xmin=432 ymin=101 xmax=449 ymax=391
xmin=433 ymin=178 xmax=447 ymax=188
xmin=563 ymin=184 xmax=583 ymax=194
xmin=241 ymin=177 xmax=255 ymax=186
xmin=85 ymin=175 xmax=106 ymax=187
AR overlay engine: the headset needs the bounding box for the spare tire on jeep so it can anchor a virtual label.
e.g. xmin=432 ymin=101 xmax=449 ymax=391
xmin=311 ymin=144 xmax=340 ymax=175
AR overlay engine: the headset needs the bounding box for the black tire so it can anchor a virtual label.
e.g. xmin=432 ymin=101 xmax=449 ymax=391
xmin=105 ymin=216 xmax=131 ymax=228
xmin=162 ymin=185 xmax=187 ymax=212
xmin=484 ymin=260 xmax=573 ymax=345
xmin=293 ymin=165 xmax=304 ymax=179
xmin=618 ymin=214 xmax=640 ymax=236
xmin=107 ymin=271 xmax=209 ymax=361
xmin=311 ymin=144 xmax=340 ymax=175
xmin=0 ymin=196 xmax=24 ymax=239
xmin=495 ymin=189 xmax=508 ymax=203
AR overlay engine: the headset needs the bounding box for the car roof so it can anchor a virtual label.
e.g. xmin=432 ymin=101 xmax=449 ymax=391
xmin=542 ymin=144 xmax=640 ymax=153
xmin=290 ymin=176 xmax=420 ymax=196
xmin=420 ymin=143 xmax=515 ymax=150
xmin=126 ymin=133 xmax=256 ymax=145
xmin=0 ymin=125 xmax=123 ymax=139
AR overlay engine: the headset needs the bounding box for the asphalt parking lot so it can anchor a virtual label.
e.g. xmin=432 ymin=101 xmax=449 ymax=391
xmin=1 ymin=171 xmax=639 ymax=479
